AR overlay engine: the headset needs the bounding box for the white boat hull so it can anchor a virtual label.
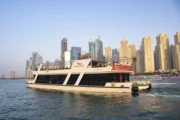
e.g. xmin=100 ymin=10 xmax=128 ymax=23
xmin=27 ymin=84 xmax=132 ymax=93
xmin=138 ymin=86 xmax=149 ymax=91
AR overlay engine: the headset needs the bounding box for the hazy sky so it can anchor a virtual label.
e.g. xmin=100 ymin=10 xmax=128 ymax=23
xmin=0 ymin=0 xmax=180 ymax=77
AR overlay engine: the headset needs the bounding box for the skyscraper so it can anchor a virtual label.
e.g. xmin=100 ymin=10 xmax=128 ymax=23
xmin=169 ymin=45 xmax=175 ymax=70
xmin=141 ymin=36 xmax=154 ymax=72
xmin=26 ymin=69 xmax=33 ymax=78
xmin=29 ymin=57 xmax=33 ymax=69
xmin=32 ymin=52 xmax=39 ymax=70
xmin=38 ymin=56 xmax=43 ymax=65
xmin=65 ymin=50 xmax=71 ymax=68
xmin=61 ymin=38 xmax=67 ymax=66
xmin=89 ymin=39 xmax=95 ymax=60
xmin=25 ymin=60 xmax=29 ymax=77
xmin=129 ymin=44 xmax=136 ymax=58
xmin=94 ymin=35 xmax=103 ymax=61
xmin=105 ymin=46 xmax=112 ymax=63
xmin=26 ymin=52 xmax=43 ymax=78
xmin=71 ymin=47 xmax=81 ymax=60
xmin=112 ymin=49 xmax=118 ymax=55
xmin=129 ymin=44 xmax=136 ymax=72
xmin=156 ymin=33 xmax=170 ymax=72
xmin=174 ymin=32 xmax=180 ymax=70
xmin=119 ymin=39 xmax=131 ymax=64
xmin=112 ymin=48 xmax=119 ymax=63
xmin=154 ymin=46 xmax=159 ymax=71
xmin=136 ymin=48 xmax=143 ymax=73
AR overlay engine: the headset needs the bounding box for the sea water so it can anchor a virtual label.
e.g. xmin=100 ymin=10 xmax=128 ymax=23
xmin=0 ymin=79 xmax=180 ymax=120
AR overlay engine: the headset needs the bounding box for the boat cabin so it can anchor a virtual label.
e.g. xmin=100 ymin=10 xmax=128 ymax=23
xmin=34 ymin=59 xmax=133 ymax=87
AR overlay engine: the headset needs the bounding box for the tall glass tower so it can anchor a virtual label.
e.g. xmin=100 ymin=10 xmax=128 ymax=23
xmin=89 ymin=40 xmax=95 ymax=60
xmin=94 ymin=35 xmax=103 ymax=61
xmin=71 ymin=47 xmax=81 ymax=60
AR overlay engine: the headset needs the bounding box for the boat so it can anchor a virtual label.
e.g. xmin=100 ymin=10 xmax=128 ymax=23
xmin=27 ymin=59 xmax=148 ymax=93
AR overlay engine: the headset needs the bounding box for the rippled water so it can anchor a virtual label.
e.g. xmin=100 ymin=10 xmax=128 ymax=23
xmin=0 ymin=79 xmax=180 ymax=120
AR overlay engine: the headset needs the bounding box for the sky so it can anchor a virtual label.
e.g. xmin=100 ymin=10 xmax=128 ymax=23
xmin=0 ymin=0 xmax=180 ymax=77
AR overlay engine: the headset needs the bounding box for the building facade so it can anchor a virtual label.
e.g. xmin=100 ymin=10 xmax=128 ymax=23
xmin=119 ymin=40 xmax=131 ymax=65
xmin=129 ymin=44 xmax=136 ymax=58
xmin=112 ymin=48 xmax=119 ymax=63
xmin=174 ymin=32 xmax=180 ymax=71
xmin=94 ymin=35 xmax=103 ymax=61
xmin=105 ymin=46 xmax=112 ymax=63
xmin=89 ymin=40 xmax=95 ymax=60
xmin=136 ymin=44 xmax=144 ymax=73
xmin=65 ymin=50 xmax=71 ymax=68
xmin=26 ymin=52 xmax=43 ymax=78
xmin=156 ymin=33 xmax=170 ymax=72
xmin=26 ymin=69 xmax=33 ymax=78
xmin=61 ymin=38 xmax=67 ymax=66
xmin=71 ymin=47 xmax=81 ymax=61
xmin=129 ymin=44 xmax=136 ymax=72
xmin=141 ymin=36 xmax=154 ymax=72
xmin=154 ymin=46 xmax=159 ymax=71
xmin=169 ymin=45 xmax=176 ymax=70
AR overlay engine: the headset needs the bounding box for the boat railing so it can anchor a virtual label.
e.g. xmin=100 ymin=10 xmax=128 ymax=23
xmin=34 ymin=57 xmax=136 ymax=71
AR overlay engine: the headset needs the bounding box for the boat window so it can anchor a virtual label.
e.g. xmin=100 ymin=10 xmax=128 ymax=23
xmin=79 ymin=73 xmax=118 ymax=86
xmin=67 ymin=74 xmax=80 ymax=85
xmin=36 ymin=74 xmax=67 ymax=84
xmin=122 ymin=74 xmax=130 ymax=82
xmin=79 ymin=73 xmax=130 ymax=86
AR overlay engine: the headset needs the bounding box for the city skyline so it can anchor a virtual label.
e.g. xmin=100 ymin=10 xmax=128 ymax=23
xmin=0 ymin=0 xmax=180 ymax=76
xmin=3 ymin=31 xmax=180 ymax=78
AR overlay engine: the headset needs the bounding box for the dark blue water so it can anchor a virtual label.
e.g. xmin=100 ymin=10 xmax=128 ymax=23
xmin=0 ymin=79 xmax=180 ymax=120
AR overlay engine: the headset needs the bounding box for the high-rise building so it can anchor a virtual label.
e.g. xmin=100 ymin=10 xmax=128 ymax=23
xmin=156 ymin=33 xmax=170 ymax=72
xmin=71 ymin=47 xmax=81 ymax=61
xmin=105 ymin=46 xmax=112 ymax=63
xmin=112 ymin=49 xmax=118 ymax=55
xmin=136 ymin=48 xmax=143 ymax=73
xmin=169 ymin=45 xmax=176 ymax=70
xmin=26 ymin=60 xmax=29 ymax=77
xmin=94 ymin=35 xmax=103 ymax=61
xmin=46 ymin=61 xmax=50 ymax=66
xmin=89 ymin=40 xmax=95 ymax=60
xmin=65 ymin=50 xmax=71 ymax=68
xmin=154 ymin=46 xmax=159 ymax=71
xmin=141 ymin=36 xmax=154 ymax=72
xmin=38 ymin=56 xmax=43 ymax=65
xmin=61 ymin=38 xmax=67 ymax=66
xmin=32 ymin=52 xmax=38 ymax=70
xmin=10 ymin=69 xmax=16 ymax=78
xmin=26 ymin=52 xmax=43 ymax=78
xmin=29 ymin=57 xmax=33 ymax=69
xmin=129 ymin=44 xmax=136 ymax=72
xmin=129 ymin=44 xmax=136 ymax=58
xmin=54 ymin=59 xmax=61 ymax=66
xmin=112 ymin=49 xmax=119 ymax=63
xmin=26 ymin=69 xmax=33 ymax=78
xmin=174 ymin=32 xmax=180 ymax=71
xmin=119 ymin=39 xmax=131 ymax=65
